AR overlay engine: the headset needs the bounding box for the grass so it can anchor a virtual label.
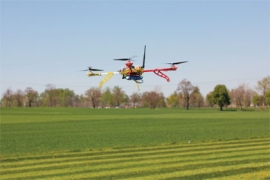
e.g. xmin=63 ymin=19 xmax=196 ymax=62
xmin=1 ymin=107 xmax=269 ymax=155
xmin=0 ymin=107 xmax=269 ymax=179
xmin=0 ymin=138 xmax=269 ymax=179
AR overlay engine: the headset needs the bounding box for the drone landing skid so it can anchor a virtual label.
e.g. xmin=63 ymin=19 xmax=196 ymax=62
xmin=134 ymin=80 xmax=140 ymax=91
xmin=98 ymin=72 xmax=142 ymax=91
xmin=153 ymin=70 xmax=170 ymax=82
xmin=125 ymin=75 xmax=143 ymax=81
xmin=125 ymin=76 xmax=143 ymax=91
xmin=99 ymin=72 xmax=114 ymax=88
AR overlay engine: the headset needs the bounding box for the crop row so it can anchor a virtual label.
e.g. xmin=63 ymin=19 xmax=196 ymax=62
xmin=1 ymin=137 xmax=269 ymax=180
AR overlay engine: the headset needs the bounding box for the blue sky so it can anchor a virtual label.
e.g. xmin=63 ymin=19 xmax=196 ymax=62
xmin=1 ymin=1 xmax=269 ymax=97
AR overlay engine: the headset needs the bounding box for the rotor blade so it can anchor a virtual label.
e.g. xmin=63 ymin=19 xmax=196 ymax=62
xmin=142 ymin=45 xmax=146 ymax=68
xmin=130 ymin=56 xmax=138 ymax=59
xmin=114 ymin=58 xmax=130 ymax=61
xmin=167 ymin=61 xmax=188 ymax=65
xmin=90 ymin=68 xmax=103 ymax=71
xmin=84 ymin=67 xmax=103 ymax=71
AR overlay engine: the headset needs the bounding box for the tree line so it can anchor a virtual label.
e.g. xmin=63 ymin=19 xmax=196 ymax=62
xmin=1 ymin=76 xmax=270 ymax=110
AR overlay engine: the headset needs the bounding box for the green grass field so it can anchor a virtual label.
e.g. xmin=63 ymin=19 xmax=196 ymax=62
xmin=1 ymin=108 xmax=269 ymax=179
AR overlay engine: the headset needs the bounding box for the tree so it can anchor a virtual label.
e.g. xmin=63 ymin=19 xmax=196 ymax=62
xmin=14 ymin=89 xmax=25 ymax=107
xmin=123 ymin=94 xmax=130 ymax=107
xmin=130 ymin=92 xmax=141 ymax=108
xmin=158 ymin=92 xmax=166 ymax=107
xmin=190 ymin=86 xmax=204 ymax=108
xmin=177 ymin=79 xmax=194 ymax=110
xmin=230 ymin=84 xmax=252 ymax=109
xmin=44 ymin=84 xmax=58 ymax=107
xmin=178 ymin=92 xmax=186 ymax=107
xmin=85 ymin=87 xmax=101 ymax=108
xmin=57 ymin=88 xmax=75 ymax=107
xmin=212 ymin=84 xmax=230 ymax=111
xmin=112 ymin=86 xmax=126 ymax=107
xmin=252 ymin=93 xmax=261 ymax=107
xmin=206 ymin=91 xmax=215 ymax=107
xmin=101 ymin=87 xmax=113 ymax=107
xmin=257 ymin=76 xmax=270 ymax=106
xmin=142 ymin=91 xmax=164 ymax=109
xmin=72 ymin=94 xmax=84 ymax=107
xmin=2 ymin=88 xmax=13 ymax=107
xmin=25 ymin=87 xmax=39 ymax=107
xmin=265 ymin=91 xmax=270 ymax=106
xmin=166 ymin=91 xmax=180 ymax=108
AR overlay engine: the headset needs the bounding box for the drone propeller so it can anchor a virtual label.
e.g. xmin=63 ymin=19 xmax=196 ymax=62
xmin=82 ymin=67 xmax=103 ymax=71
xmin=142 ymin=45 xmax=146 ymax=68
xmin=114 ymin=58 xmax=131 ymax=61
xmin=166 ymin=61 xmax=188 ymax=65
xmin=114 ymin=56 xmax=137 ymax=61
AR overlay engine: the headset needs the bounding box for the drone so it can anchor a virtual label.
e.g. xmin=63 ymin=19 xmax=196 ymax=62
xmin=83 ymin=46 xmax=187 ymax=90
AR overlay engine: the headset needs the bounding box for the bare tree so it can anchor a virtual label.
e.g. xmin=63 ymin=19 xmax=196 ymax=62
xmin=177 ymin=79 xmax=194 ymax=110
xmin=44 ymin=84 xmax=58 ymax=107
xmin=14 ymin=89 xmax=25 ymax=107
xmin=245 ymin=87 xmax=254 ymax=107
xmin=158 ymin=92 xmax=166 ymax=107
xmin=231 ymin=84 xmax=253 ymax=109
xmin=130 ymin=92 xmax=141 ymax=108
xmin=25 ymin=87 xmax=39 ymax=107
xmin=123 ymin=94 xmax=130 ymax=107
xmin=85 ymin=87 xmax=101 ymax=108
xmin=112 ymin=86 xmax=126 ymax=107
xmin=178 ymin=92 xmax=186 ymax=107
xmin=142 ymin=91 xmax=164 ymax=109
xmin=190 ymin=86 xmax=204 ymax=108
xmin=72 ymin=94 xmax=85 ymax=107
xmin=231 ymin=88 xmax=243 ymax=109
xmin=2 ymin=88 xmax=13 ymax=107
